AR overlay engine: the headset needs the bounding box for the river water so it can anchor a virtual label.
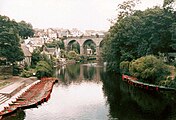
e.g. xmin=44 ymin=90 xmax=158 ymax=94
xmin=2 ymin=63 xmax=176 ymax=120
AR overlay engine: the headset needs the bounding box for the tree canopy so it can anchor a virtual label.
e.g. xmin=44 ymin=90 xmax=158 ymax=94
xmin=0 ymin=15 xmax=34 ymax=63
xmin=102 ymin=0 xmax=176 ymax=72
xmin=17 ymin=20 xmax=34 ymax=39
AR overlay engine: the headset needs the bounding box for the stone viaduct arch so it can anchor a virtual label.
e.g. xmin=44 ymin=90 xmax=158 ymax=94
xmin=64 ymin=37 xmax=104 ymax=59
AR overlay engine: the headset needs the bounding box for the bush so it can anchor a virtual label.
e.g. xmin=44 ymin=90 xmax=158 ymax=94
xmin=159 ymin=80 xmax=176 ymax=88
xmin=120 ymin=61 xmax=130 ymax=74
xmin=20 ymin=69 xmax=34 ymax=78
xmin=67 ymin=51 xmax=78 ymax=60
xmin=13 ymin=64 xmax=22 ymax=75
xmin=129 ymin=55 xmax=171 ymax=84
xmin=35 ymin=61 xmax=53 ymax=79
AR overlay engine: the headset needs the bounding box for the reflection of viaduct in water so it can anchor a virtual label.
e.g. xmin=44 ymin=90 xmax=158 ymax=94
xmin=57 ymin=64 xmax=103 ymax=84
xmin=64 ymin=36 xmax=104 ymax=60
xmin=79 ymin=64 xmax=101 ymax=83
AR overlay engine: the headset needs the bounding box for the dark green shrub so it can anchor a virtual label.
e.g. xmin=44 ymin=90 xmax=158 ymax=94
xmin=13 ymin=64 xmax=21 ymax=75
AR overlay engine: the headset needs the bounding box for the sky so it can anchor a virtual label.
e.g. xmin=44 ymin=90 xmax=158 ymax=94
xmin=0 ymin=0 xmax=164 ymax=31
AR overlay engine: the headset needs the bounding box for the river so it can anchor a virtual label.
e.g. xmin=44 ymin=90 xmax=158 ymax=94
xmin=2 ymin=63 xmax=176 ymax=120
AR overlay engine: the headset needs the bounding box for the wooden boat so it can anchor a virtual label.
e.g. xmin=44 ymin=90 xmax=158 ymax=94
xmin=122 ymin=74 xmax=176 ymax=91
xmin=0 ymin=77 xmax=57 ymax=116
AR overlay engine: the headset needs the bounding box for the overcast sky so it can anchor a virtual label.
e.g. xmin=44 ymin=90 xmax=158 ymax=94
xmin=0 ymin=0 xmax=163 ymax=31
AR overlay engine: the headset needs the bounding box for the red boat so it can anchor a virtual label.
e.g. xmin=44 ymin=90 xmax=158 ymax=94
xmin=0 ymin=77 xmax=57 ymax=116
xmin=122 ymin=74 xmax=176 ymax=91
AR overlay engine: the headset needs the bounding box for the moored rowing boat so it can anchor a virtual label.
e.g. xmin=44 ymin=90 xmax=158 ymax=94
xmin=0 ymin=77 xmax=57 ymax=116
xmin=122 ymin=74 xmax=176 ymax=91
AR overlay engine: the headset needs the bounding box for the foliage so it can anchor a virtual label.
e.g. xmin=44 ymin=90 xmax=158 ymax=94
xmin=17 ymin=20 xmax=34 ymax=39
xmin=68 ymin=41 xmax=80 ymax=54
xmin=40 ymin=54 xmax=54 ymax=66
xmin=159 ymin=79 xmax=176 ymax=88
xmin=102 ymin=0 xmax=176 ymax=72
xmin=31 ymin=49 xmax=54 ymax=68
xmin=83 ymin=40 xmax=96 ymax=54
xmin=129 ymin=55 xmax=171 ymax=84
xmin=35 ymin=61 xmax=53 ymax=79
xmin=20 ymin=69 xmax=35 ymax=78
xmin=0 ymin=28 xmax=24 ymax=63
xmin=0 ymin=15 xmax=34 ymax=64
xmin=120 ymin=61 xmax=130 ymax=74
xmin=28 ymin=50 xmax=55 ymax=78
xmin=46 ymin=39 xmax=64 ymax=49
xmin=60 ymin=49 xmax=67 ymax=58
xmin=31 ymin=48 xmax=42 ymax=68
xmin=67 ymin=51 xmax=78 ymax=60
xmin=13 ymin=63 xmax=22 ymax=75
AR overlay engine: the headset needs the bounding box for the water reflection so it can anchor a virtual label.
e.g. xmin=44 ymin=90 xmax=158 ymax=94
xmin=101 ymin=72 xmax=176 ymax=120
xmin=2 ymin=63 xmax=176 ymax=120
xmin=57 ymin=63 xmax=101 ymax=86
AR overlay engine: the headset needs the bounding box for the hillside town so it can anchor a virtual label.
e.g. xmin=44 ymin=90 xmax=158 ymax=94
xmin=21 ymin=28 xmax=106 ymax=67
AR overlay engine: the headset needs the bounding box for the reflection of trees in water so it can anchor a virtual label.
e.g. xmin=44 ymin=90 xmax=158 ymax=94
xmin=83 ymin=66 xmax=96 ymax=80
xmin=57 ymin=64 xmax=80 ymax=86
xmin=57 ymin=63 xmax=102 ymax=86
xmin=100 ymin=71 xmax=121 ymax=119
xmin=101 ymin=74 xmax=176 ymax=120
xmin=66 ymin=64 xmax=80 ymax=80
xmin=2 ymin=109 xmax=25 ymax=120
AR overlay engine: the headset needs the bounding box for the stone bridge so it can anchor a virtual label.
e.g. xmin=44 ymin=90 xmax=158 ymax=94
xmin=64 ymin=36 xmax=104 ymax=58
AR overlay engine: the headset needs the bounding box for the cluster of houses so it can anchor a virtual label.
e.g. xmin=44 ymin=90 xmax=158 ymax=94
xmin=20 ymin=37 xmax=61 ymax=67
xmin=20 ymin=28 xmax=106 ymax=67
xmin=34 ymin=28 xmax=105 ymax=39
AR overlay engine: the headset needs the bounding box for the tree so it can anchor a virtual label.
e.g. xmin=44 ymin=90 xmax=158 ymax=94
xmin=0 ymin=28 xmax=24 ymax=63
xmin=31 ymin=48 xmax=42 ymax=68
xmin=102 ymin=1 xmax=176 ymax=72
xmin=46 ymin=39 xmax=65 ymax=49
xmin=102 ymin=0 xmax=139 ymax=72
xmin=0 ymin=15 xmax=36 ymax=64
xmin=17 ymin=20 xmax=34 ymax=39
xmin=35 ymin=61 xmax=53 ymax=79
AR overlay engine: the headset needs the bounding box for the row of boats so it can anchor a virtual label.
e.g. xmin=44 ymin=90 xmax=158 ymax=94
xmin=0 ymin=77 xmax=57 ymax=117
xmin=122 ymin=74 xmax=176 ymax=91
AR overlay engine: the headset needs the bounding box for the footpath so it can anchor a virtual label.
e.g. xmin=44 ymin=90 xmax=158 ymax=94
xmin=0 ymin=76 xmax=38 ymax=112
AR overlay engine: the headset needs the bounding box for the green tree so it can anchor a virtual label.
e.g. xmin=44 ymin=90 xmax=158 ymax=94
xmin=102 ymin=0 xmax=176 ymax=72
xmin=0 ymin=28 xmax=24 ymax=63
xmin=46 ymin=39 xmax=65 ymax=49
xmin=67 ymin=41 xmax=80 ymax=54
xmin=17 ymin=20 xmax=34 ymax=39
xmin=84 ymin=40 xmax=96 ymax=54
xmin=35 ymin=61 xmax=53 ymax=79
xmin=31 ymin=48 xmax=42 ymax=68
